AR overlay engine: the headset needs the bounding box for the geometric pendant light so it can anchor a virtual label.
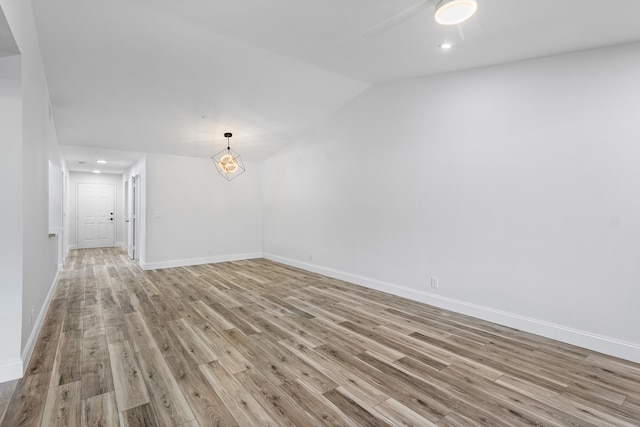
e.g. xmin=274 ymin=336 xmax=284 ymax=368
xmin=212 ymin=132 xmax=246 ymax=181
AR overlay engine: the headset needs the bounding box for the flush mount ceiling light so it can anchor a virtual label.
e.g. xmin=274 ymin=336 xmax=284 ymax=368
xmin=212 ymin=132 xmax=246 ymax=181
xmin=435 ymin=0 xmax=477 ymax=25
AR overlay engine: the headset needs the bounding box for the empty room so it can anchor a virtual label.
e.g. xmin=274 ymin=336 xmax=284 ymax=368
xmin=1 ymin=0 xmax=639 ymax=426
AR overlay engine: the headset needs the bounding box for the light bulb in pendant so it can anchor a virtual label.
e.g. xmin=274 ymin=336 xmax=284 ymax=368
xmin=219 ymin=153 xmax=238 ymax=173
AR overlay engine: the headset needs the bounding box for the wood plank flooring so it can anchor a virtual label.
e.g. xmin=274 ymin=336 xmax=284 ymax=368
xmin=1 ymin=248 xmax=639 ymax=426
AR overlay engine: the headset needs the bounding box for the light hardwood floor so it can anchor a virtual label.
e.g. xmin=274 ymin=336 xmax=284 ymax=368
xmin=1 ymin=248 xmax=639 ymax=426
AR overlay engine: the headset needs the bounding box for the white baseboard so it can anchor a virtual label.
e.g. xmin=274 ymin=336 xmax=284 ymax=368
xmin=115 ymin=241 xmax=125 ymax=249
xmin=0 ymin=358 xmax=23 ymax=383
xmin=141 ymin=252 xmax=263 ymax=271
xmin=263 ymin=253 xmax=640 ymax=364
xmin=68 ymin=244 xmax=77 ymax=251
xmin=21 ymin=270 xmax=60 ymax=373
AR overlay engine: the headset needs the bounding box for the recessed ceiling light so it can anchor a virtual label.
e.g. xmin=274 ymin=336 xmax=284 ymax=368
xmin=96 ymin=159 xmax=107 ymax=164
xmin=435 ymin=0 xmax=477 ymax=26
xmin=440 ymin=42 xmax=453 ymax=50
xmin=93 ymin=170 xmax=101 ymax=174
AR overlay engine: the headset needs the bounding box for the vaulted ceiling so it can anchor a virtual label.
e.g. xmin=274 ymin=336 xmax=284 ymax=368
xmin=31 ymin=0 xmax=640 ymax=173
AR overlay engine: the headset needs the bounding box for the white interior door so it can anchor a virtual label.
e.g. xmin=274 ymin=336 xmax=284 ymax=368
xmin=77 ymin=183 xmax=115 ymax=249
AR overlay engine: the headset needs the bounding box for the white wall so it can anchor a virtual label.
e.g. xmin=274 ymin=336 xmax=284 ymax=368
xmin=0 ymin=53 xmax=23 ymax=381
xmin=49 ymin=161 xmax=64 ymax=269
xmin=142 ymin=153 xmax=262 ymax=269
xmin=67 ymin=172 xmax=125 ymax=250
xmin=48 ymin=162 xmax=63 ymax=232
xmin=0 ymin=0 xmax=64 ymax=381
xmin=263 ymin=42 xmax=640 ymax=362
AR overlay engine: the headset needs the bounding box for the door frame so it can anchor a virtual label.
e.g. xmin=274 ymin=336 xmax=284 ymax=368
xmin=124 ymin=179 xmax=131 ymax=258
xmin=130 ymin=174 xmax=140 ymax=260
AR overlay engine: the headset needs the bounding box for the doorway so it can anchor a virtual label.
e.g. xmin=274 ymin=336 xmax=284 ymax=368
xmin=124 ymin=180 xmax=130 ymax=258
xmin=129 ymin=174 xmax=140 ymax=260
xmin=77 ymin=183 xmax=115 ymax=249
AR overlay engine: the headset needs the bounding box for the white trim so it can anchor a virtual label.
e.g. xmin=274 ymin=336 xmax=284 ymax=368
xmin=115 ymin=241 xmax=125 ymax=249
xmin=21 ymin=270 xmax=60 ymax=372
xmin=68 ymin=244 xmax=77 ymax=251
xmin=263 ymin=253 xmax=640 ymax=363
xmin=141 ymin=252 xmax=263 ymax=271
xmin=0 ymin=358 xmax=23 ymax=383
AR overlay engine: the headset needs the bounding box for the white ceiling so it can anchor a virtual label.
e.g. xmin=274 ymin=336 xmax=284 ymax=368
xmin=60 ymin=146 xmax=143 ymax=174
xmin=31 ymin=0 xmax=640 ymax=171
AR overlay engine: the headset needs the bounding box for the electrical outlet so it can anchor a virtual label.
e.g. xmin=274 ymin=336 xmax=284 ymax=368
xmin=431 ymin=276 xmax=439 ymax=289
xmin=308 ymin=254 xmax=313 ymax=262
xmin=208 ymin=248 xmax=213 ymax=255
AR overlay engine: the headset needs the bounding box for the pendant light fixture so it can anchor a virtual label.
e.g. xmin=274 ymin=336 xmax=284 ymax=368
xmin=212 ymin=132 xmax=245 ymax=181
xmin=435 ymin=0 xmax=477 ymax=25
